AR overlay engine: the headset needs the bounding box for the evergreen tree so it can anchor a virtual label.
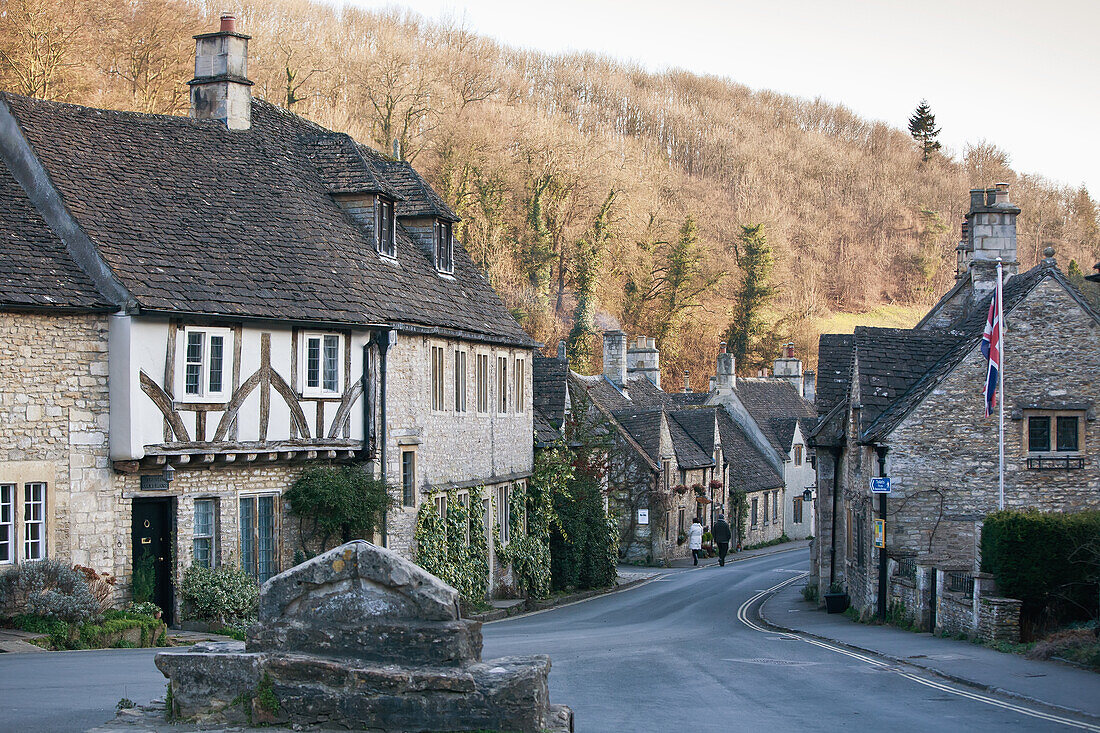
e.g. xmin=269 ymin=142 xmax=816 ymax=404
xmin=567 ymin=189 xmax=616 ymax=371
xmin=725 ymin=223 xmax=775 ymax=368
xmin=908 ymin=99 xmax=942 ymax=162
xmin=651 ymin=216 xmax=722 ymax=345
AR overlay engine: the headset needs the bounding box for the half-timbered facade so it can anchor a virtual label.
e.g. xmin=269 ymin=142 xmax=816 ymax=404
xmin=0 ymin=17 xmax=535 ymax=618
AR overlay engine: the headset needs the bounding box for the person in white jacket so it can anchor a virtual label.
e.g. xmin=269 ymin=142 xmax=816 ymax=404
xmin=688 ymin=519 xmax=704 ymax=566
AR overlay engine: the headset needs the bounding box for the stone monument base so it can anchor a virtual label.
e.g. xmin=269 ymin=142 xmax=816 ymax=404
xmin=157 ymin=642 xmax=558 ymax=731
xmin=155 ymin=541 xmax=572 ymax=732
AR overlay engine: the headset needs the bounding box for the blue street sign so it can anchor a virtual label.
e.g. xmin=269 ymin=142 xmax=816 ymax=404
xmin=870 ymin=477 xmax=891 ymax=493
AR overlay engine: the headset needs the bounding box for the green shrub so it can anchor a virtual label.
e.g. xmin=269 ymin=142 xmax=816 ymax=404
xmin=131 ymin=550 xmax=156 ymax=604
xmin=285 ymin=465 xmax=394 ymax=556
xmin=0 ymin=559 xmax=101 ymax=624
xmin=981 ymin=510 xmax=1100 ymax=629
xmin=550 ymin=470 xmax=617 ymax=593
xmin=801 ymin=582 xmax=819 ymax=603
xmin=179 ymin=564 xmax=258 ymax=624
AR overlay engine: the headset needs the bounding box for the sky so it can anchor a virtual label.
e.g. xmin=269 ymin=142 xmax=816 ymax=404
xmin=336 ymin=0 xmax=1100 ymax=195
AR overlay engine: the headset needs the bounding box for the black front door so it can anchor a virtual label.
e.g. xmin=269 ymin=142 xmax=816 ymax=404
xmin=131 ymin=498 xmax=175 ymax=625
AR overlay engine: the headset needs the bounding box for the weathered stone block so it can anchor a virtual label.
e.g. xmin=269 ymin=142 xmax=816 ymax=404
xmin=157 ymin=541 xmax=565 ymax=732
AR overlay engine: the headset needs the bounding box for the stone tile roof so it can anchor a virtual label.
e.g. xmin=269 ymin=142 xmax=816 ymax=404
xmin=717 ymin=409 xmax=784 ymax=492
xmin=1 ymin=93 xmax=531 ymax=345
xmin=533 ymin=354 xmax=569 ymax=430
xmin=734 ymin=379 xmax=817 ymax=453
xmin=377 ymin=159 xmax=459 ymax=222
xmin=533 ymin=407 xmax=563 ymax=447
xmin=863 ymin=263 xmax=1095 ymax=441
xmin=0 ymin=158 xmax=111 ymax=310
xmin=851 ymin=327 xmax=958 ymax=435
xmin=666 ymin=409 xmax=715 ymax=470
xmin=815 ymin=334 xmax=855 ymax=416
xmin=610 ymin=408 xmax=664 ymax=464
xmin=301 ymin=134 xmax=401 ymax=199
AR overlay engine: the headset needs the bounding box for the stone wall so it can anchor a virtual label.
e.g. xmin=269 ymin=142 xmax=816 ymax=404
xmin=936 ymin=590 xmax=974 ymax=638
xmin=978 ymin=596 xmax=1022 ymax=643
xmin=0 ymin=312 xmax=116 ymax=581
xmin=886 ymin=279 xmax=1100 ymax=570
xmin=118 ymin=463 xmax=305 ymax=613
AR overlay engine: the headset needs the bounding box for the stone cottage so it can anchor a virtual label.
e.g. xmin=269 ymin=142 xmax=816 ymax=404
xmin=533 ymin=332 xmax=810 ymax=564
xmin=809 ymin=183 xmax=1100 ymax=633
xmin=0 ymin=17 xmax=535 ymax=620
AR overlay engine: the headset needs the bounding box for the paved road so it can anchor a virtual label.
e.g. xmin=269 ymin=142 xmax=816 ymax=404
xmin=482 ymin=548 xmax=1096 ymax=732
xmin=0 ymin=547 xmax=1094 ymax=732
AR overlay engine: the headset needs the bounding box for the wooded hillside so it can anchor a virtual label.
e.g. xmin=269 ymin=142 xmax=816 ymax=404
xmin=3 ymin=0 xmax=1097 ymax=383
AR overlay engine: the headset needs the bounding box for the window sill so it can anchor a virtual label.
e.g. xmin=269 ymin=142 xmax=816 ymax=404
xmin=1026 ymin=456 xmax=1084 ymax=470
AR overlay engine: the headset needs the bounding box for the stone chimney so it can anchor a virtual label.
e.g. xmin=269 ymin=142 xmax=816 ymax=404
xmin=803 ymin=370 xmax=816 ymax=403
xmin=556 ymin=339 xmax=567 ymax=360
xmin=626 ymin=335 xmax=660 ymax=388
xmin=188 ymin=15 xmax=253 ymax=130
xmin=714 ymin=342 xmax=735 ymax=395
xmin=602 ymin=330 xmax=627 ymax=387
xmin=965 ymin=182 xmax=1019 ymax=296
xmin=772 ymin=343 xmax=804 ymax=397
xmin=682 ymin=370 xmax=690 ymax=393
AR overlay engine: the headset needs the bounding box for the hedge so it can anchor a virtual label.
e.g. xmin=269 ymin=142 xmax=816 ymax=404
xmin=981 ymin=509 xmax=1100 ymax=625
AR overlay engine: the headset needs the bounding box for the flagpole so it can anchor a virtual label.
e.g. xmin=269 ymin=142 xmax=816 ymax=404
xmin=997 ymin=259 xmax=1005 ymax=510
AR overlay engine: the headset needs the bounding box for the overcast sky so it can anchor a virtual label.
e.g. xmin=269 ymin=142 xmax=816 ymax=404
xmin=336 ymin=0 xmax=1099 ymax=196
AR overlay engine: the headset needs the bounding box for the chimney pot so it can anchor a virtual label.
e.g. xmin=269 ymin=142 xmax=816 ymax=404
xmin=220 ymin=14 xmax=236 ymax=33
xmin=718 ymin=341 xmax=727 ymax=354
xmin=969 ymin=188 xmax=986 ymax=211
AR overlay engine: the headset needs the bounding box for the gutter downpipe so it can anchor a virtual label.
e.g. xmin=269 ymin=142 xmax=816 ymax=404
xmin=366 ymin=329 xmax=391 ymax=548
xmin=875 ymin=445 xmax=889 ymax=621
xmin=829 ymin=445 xmax=841 ymax=586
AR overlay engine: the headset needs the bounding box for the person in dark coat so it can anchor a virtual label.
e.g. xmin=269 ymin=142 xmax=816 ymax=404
xmin=712 ymin=514 xmax=733 ymax=566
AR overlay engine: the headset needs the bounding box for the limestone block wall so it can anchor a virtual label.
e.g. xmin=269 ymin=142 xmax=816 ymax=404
xmin=977 ymin=596 xmax=1022 ymax=643
xmin=0 ymin=312 xmax=116 ymax=579
xmin=381 ymin=331 xmax=533 ymax=562
xmin=885 ymin=279 xmax=1100 ymax=570
xmin=936 ymin=590 xmax=974 ymax=638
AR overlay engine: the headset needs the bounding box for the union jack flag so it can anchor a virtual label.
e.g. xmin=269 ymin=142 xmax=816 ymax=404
xmin=980 ymin=289 xmax=1001 ymax=417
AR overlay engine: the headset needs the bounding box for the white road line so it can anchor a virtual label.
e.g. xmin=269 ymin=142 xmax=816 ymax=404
xmin=738 ymin=573 xmax=1100 ymax=732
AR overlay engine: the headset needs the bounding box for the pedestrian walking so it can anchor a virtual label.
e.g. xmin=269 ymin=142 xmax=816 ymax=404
xmin=688 ymin=518 xmax=703 ymax=566
xmin=712 ymin=514 xmax=732 ymax=566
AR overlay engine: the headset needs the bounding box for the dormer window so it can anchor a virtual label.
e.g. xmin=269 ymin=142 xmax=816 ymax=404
xmin=434 ymin=219 xmax=454 ymax=273
xmin=375 ymin=198 xmax=396 ymax=258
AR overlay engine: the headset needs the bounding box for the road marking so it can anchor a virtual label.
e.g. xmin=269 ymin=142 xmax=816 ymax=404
xmin=737 ymin=573 xmax=1100 ymax=732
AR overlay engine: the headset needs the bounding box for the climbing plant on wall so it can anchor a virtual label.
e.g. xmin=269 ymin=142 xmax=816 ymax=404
xmin=413 ymin=486 xmax=489 ymax=602
xmin=730 ymin=489 xmax=749 ymax=548
xmin=495 ymin=481 xmax=552 ymax=598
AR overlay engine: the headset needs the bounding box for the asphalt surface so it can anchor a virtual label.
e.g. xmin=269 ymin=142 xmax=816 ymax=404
xmin=0 ymin=547 xmax=1094 ymax=732
xmin=482 ymin=548 xmax=1097 ymax=732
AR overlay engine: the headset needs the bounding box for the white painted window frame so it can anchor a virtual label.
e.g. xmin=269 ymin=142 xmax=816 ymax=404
xmin=475 ymin=352 xmax=490 ymax=414
xmin=0 ymin=483 xmax=14 ymax=564
xmin=23 ymin=482 xmax=46 ymax=561
xmin=177 ymin=327 xmax=233 ymax=402
xmin=300 ymin=332 xmax=344 ymax=397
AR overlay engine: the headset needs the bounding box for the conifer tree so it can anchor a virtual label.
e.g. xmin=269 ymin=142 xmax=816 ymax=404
xmin=908 ymin=99 xmax=942 ymax=162
xmin=567 ymin=189 xmax=616 ymax=370
xmin=725 ymin=224 xmax=774 ymax=368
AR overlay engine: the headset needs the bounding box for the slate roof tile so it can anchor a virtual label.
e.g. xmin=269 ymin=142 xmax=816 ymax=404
xmin=717 ymin=409 xmax=784 ymax=492
xmin=0 ymin=158 xmax=110 ymax=309
xmin=734 ymin=379 xmax=817 ymax=453
xmin=1 ymin=93 xmax=530 ymax=345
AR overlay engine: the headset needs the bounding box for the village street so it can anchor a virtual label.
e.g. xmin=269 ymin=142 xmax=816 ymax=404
xmin=1 ymin=546 xmax=1096 ymax=733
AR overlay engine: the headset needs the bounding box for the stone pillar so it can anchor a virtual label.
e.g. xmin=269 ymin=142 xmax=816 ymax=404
xmin=966 ymin=182 xmax=1019 ymax=298
xmin=626 ymin=335 xmax=660 ymax=387
xmin=714 ymin=345 xmax=735 ymax=396
xmin=188 ymin=15 xmax=253 ymax=130
xmin=602 ymin=331 xmax=627 ymax=387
